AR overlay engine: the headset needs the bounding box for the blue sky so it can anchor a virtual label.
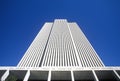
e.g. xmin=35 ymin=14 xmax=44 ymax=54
xmin=0 ymin=0 xmax=120 ymax=66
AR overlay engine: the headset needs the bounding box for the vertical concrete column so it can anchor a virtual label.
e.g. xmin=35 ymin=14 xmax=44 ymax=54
xmin=71 ymin=70 xmax=75 ymax=81
xmin=67 ymin=23 xmax=82 ymax=67
xmin=23 ymin=70 xmax=30 ymax=81
xmin=48 ymin=70 xmax=51 ymax=81
xmin=1 ymin=70 xmax=9 ymax=81
xmin=92 ymin=70 xmax=99 ymax=81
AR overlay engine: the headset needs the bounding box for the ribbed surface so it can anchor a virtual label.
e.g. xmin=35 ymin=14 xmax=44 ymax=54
xmin=17 ymin=23 xmax=53 ymax=67
xmin=18 ymin=19 xmax=104 ymax=67
xmin=68 ymin=23 xmax=104 ymax=67
xmin=41 ymin=20 xmax=80 ymax=66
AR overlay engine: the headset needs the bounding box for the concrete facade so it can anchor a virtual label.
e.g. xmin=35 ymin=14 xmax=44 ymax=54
xmin=0 ymin=19 xmax=120 ymax=81
xmin=0 ymin=67 xmax=120 ymax=81
xmin=18 ymin=19 xmax=104 ymax=67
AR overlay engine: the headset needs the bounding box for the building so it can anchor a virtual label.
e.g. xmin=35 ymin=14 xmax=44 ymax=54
xmin=0 ymin=19 xmax=120 ymax=81
xmin=18 ymin=19 xmax=104 ymax=67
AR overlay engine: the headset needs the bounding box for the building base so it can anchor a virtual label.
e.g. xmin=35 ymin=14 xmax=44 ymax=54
xmin=0 ymin=67 xmax=120 ymax=81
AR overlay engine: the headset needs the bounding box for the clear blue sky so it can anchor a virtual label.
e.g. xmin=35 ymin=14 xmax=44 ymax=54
xmin=0 ymin=0 xmax=120 ymax=66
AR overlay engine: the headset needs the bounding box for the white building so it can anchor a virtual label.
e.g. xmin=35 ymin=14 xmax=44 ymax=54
xmin=0 ymin=19 xmax=120 ymax=81
xmin=18 ymin=19 xmax=104 ymax=67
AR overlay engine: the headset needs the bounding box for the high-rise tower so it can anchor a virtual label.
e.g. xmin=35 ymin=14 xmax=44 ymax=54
xmin=1 ymin=19 xmax=120 ymax=81
xmin=18 ymin=19 xmax=104 ymax=67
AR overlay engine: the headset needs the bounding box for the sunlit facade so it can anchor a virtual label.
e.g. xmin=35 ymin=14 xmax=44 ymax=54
xmin=0 ymin=19 xmax=120 ymax=81
xmin=18 ymin=19 xmax=104 ymax=67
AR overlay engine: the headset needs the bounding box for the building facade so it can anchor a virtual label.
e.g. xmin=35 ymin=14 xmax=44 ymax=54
xmin=18 ymin=19 xmax=104 ymax=67
xmin=0 ymin=19 xmax=120 ymax=81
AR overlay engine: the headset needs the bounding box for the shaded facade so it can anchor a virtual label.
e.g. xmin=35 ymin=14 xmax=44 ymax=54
xmin=0 ymin=67 xmax=120 ymax=81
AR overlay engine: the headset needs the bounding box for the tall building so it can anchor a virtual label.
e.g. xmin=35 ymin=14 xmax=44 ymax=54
xmin=18 ymin=19 xmax=104 ymax=67
xmin=0 ymin=19 xmax=120 ymax=81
